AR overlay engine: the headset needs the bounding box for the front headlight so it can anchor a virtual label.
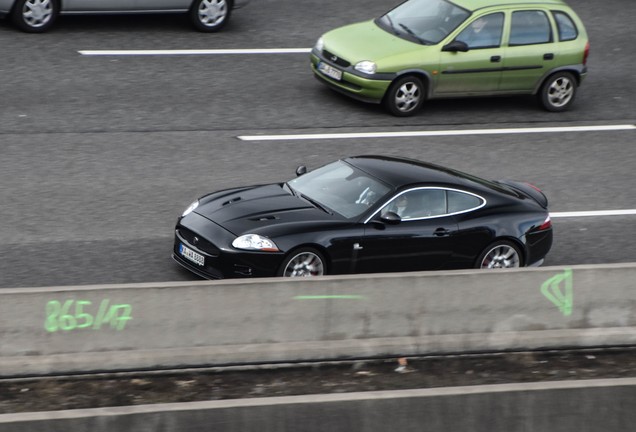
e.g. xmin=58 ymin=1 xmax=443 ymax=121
xmin=182 ymin=200 xmax=199 ymax=217
xmin=232 ymin=234 xmax=279 ymax=252
xmin=314 ymin=36 xmax=324 ymax=53
xmin=354 ymin=61 xmax=377 ymax=74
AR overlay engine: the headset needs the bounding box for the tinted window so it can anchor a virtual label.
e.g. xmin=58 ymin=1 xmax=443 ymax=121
xmin=509 ymin=10 xmax=552 ymax=45
xmin=456 ymin=13 xmax=504 ymax=49
xmin=553 ymin=11 xmax=578 ymax=41
xmin=381 ymin=189 xmax=447 ymax=220
xmin=447 ymin=190 xmax=483 ymax=213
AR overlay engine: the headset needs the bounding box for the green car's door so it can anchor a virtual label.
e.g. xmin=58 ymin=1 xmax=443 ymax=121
xmin=435 ymin=12 xmax=505 ymax=95
xmin=499 ymin=10 xmax=556 ymax=92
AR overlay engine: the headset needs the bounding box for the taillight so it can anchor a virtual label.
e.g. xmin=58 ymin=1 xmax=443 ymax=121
xmin=583 ymin=41 xmax=590 ymax=66
xmin=537 ymin=215 xmax=552 ymax=231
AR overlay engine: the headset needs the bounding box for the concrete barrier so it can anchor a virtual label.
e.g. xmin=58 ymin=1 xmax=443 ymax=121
xmin=1 ymin=378 xmax=635 ymax=432
xmin=1 ymin=264 xmax=635 ymax=376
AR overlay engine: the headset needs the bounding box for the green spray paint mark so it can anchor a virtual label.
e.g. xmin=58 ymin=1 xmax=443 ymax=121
xmin=45 ymin=299 xmax=133 ymax=332
xmin=541 ymin=268 xmax=573 ymax=316
xmin=294 ymin=295 xmax=365 ymax=300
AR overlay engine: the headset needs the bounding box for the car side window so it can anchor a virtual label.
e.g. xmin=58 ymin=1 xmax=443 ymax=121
xmin=552 ymin=11 xmax=578 ymax=41
xmin=447 ymin=190 xmax=483 ymax=213
xmin=455 ymin=13 xmax=504 ymax=49
xmin=509 ymin=10 xmax=552 ymax=46
xmin=381 ymin=189 xmax=447 ymax=220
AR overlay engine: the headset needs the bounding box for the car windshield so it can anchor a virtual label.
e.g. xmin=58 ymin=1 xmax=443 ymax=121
xmin=376 ymin=0 xmax=470 ymax=45
xmin=287 ymin=161 xmax=392 ymax=219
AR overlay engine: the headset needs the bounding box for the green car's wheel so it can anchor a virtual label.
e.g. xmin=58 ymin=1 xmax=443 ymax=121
xmin=539 ymin=71 xmax=577 ymax=112
xmin=384 ymin=75 xmax=425 ymax=117
xmin=190 ymin=0 xmax=232 ymax=32
xmin=11 ymin=0 xmax=58 ymax=33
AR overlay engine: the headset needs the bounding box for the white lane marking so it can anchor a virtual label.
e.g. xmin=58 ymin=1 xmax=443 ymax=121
xmin=238 ymin=124 xmax=636 ymax=141
xmin=551 ymin=210 xmax=636 ymax=218
xmin=78 ymin=48 xmax=312 ymax=56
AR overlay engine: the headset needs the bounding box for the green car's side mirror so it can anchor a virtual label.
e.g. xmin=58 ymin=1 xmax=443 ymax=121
xmin=442 ymin=40 xmax=469 ymax=52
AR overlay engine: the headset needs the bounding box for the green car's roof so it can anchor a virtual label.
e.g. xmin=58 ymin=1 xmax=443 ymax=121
xmin=451 ymin=0 xmax=567 ymax=12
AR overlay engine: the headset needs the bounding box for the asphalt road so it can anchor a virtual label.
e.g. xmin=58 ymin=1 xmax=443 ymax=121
xmin=0 ymin=0 xmax=634 ymax=288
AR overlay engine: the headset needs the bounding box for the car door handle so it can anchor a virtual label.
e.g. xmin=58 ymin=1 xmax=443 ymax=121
xmin=543 ymin=53 xmax=554 ymax=60
xmin=490 ymin=55 xmax=501 ymax=62
xmin=434 ymin=228 xmax=451 ymax=237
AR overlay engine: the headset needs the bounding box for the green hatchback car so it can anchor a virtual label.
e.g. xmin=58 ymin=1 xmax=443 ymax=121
xmin=310 ymin=0 xmax=589 ymax=116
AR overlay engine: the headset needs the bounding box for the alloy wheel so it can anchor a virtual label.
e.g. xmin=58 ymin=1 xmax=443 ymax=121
xmin=546 ymin=76 xmax=574 ymax=108
xmin=480 ymin=244 xmax=521 ymax=269
xmin=283 ymin=251 xmax=325 ymax=277
xmin=394 ymin=82 xmax=421 ymax=113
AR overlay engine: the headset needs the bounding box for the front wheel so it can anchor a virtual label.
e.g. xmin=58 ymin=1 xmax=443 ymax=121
xmin=11 ymin=0 xmax=58 ymax=33
xmin=278 ymin=248 xmax=326 ymax=277
xmin=190 ymin=0 xmax=232 ymax=32
xmin=383 ymin=75 xmax=425 ymax=117
xmin=539 ymin=72 xmax=577 ymax=112
xmin=476 ymin=240 xmax=523 ymax=269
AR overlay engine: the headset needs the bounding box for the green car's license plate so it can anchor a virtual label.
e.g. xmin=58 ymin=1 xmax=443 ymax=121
xmin=318 ymin=62 xmax=342 ymax=81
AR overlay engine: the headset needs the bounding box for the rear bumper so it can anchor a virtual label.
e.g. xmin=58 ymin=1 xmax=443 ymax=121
xmin=525 ymin=228 xmax=553 ymax=266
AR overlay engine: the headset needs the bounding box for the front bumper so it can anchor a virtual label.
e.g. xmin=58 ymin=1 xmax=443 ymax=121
xmin=310 ymin=51 xmax=392 ymax=104
xmin=173 ymin=214 xmax=284 ymax=279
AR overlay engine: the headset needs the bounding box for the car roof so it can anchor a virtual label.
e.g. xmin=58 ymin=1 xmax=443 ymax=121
xmin=450 ymin=0 xmax=567 ymax=12
xmin=345 ymin=155 xmax=500 ymax=192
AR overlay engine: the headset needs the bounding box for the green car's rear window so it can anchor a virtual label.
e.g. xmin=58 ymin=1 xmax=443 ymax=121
xmin=553 ymin=11 xmax=578 ymax=41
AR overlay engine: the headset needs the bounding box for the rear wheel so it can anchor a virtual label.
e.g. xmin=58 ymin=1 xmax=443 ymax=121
xmin=278 ymin=248 xmax=326 ymax=277
xmin=383 ymin=75 xmax=425 ymax=117
xmin=476 ymin=240 xmax=523 ymax=269
xmin=11 ymin=0 xmax=58 ymax=33
xmin=190 ymin=0 xmax=231 ymax=32
xmin=539 ymin=71 xmax=577 ymax=112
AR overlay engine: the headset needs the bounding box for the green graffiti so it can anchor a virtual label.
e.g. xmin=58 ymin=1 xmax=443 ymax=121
xmin=294 ymin=295 xmax=365 ymax=300
xmin=45 ymin=299 xmax=132 ymax=332
xmin=541 ymin=268 xmax=573 ymax=316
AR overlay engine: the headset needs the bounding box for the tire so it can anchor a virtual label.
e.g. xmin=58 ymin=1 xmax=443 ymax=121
xmin=190 ymin=0 xmax=232 ymax=32
xmin=11 ymin=0 xmax=58 ymax=33
xmin=476 ymin=240 xmax=523 ymax=269
xmin=278 ymin=247 xmax=326 ymax=277
xmin=539 ymin=71 xmax=577 ymax=112
xmin=383 ymin=75 xmax=425 ymax=117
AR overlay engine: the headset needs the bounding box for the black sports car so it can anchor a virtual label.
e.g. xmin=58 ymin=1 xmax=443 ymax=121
xmin=173 ymin=155 xmax=552 ymax=279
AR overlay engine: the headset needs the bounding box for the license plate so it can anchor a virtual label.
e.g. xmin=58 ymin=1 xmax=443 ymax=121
xmin=180 ymin=243 xmax=204 ymax=266
xmin=318 ymin=62 xmax=342 ymax=81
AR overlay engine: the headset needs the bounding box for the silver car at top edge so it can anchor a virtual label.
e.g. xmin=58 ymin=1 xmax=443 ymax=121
xmin=0 ymin=0 xmax=249 ymax=32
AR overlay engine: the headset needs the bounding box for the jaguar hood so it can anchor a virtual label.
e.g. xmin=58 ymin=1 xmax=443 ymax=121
xmin=193 ymin=184 xmax=337 ymax=235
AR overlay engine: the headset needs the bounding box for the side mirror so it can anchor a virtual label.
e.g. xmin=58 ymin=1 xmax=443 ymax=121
xmin=296 ymin=165 xmax=307 ymax=176
xmin=442 ymin=40 xmax=469 ymax=52
xmin=380 ymin=211 xmax=402 ymax=225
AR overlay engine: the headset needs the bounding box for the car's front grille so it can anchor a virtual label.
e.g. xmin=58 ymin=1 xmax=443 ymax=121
xmin=176 ymin=227 xmax=220 ymax=256
xmin=323 ymin=49 xmax=351 ymax=68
